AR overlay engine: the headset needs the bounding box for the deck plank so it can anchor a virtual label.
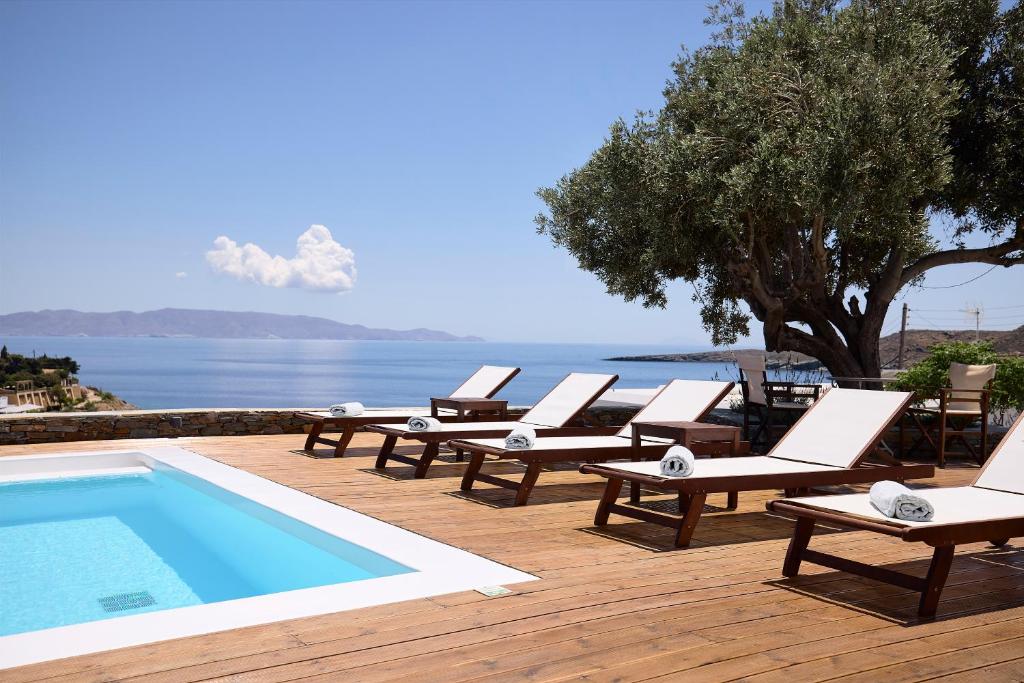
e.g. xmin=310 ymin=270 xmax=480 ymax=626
xmin=1 ymin=432 xmax=1019 ymax=682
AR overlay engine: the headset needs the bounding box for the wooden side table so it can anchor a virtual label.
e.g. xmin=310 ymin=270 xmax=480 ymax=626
xmin=430 ymin=397 xmax=509 ymax=461
xmin=430 ymin=397 xmax=508 ymax=421
xmin=630 ymin=420 xmax=744 ymax=508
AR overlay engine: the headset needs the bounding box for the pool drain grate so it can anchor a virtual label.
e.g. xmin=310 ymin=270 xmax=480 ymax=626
xmin=98 ymin=591 xmax=156 ymax=613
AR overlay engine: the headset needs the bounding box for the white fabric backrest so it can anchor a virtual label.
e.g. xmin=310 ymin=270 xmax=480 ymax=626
xmin=948 ymin=362 xmax=997 ymax=412
xmin=521 ymin=373 xmax=617 ymax=428
xmin=614 ymin=379 xmax=733 ymax=437
xmin=974 ymin=413 xmax=1024 ymax=495
xmin=449 ymin=365 xmax=518 ymax=398
xmin=737 ymin=353 xmax=767 ymax=405
xmin=769 ymin=388 xmax=911 ymax=468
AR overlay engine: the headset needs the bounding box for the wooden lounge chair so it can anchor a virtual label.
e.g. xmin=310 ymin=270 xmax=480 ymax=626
xmin=368 ymin=372 xmax=619 ymax=479
xmin=904 ymin=361 xmax=997 ymax=467
xmin=448 ymin=380 xmax=735 ymax=506
xmin=737 ymin=352 xmax=821 ymax=450
xmin=578 ymin=388 xmax=934 ymax=547
xmin=297 ymin=365 xmax=520 ymax=457
xmin=768 ymin=412 xmax=1024 ymax=619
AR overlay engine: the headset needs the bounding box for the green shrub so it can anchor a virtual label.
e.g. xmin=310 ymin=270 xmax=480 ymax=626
xmin=892 ymin=341 xmax=1024 ymax=411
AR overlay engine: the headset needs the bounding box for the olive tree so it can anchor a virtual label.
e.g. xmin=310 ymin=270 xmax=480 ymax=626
xmin=537 ymin=0 xmax=1022 ymax=378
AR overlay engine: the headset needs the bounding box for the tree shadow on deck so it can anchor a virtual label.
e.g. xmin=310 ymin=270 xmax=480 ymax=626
xmin=767 ymin=545 xmax=1024 ymax=624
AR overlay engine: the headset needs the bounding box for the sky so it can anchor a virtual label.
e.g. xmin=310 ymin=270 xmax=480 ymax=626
xmin=1 ymin=0 xmax=1022 ymax=346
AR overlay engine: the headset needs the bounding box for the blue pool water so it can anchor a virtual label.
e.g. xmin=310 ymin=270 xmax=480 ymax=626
xmin=0 ymin=469 xmax=411 ymax=636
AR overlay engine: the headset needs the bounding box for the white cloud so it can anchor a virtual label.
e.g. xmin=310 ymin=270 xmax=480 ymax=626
xmin=175 ymin=271 xmax=188 ymax=278
xmin=205 ymin=225 xmax=357 ymax=293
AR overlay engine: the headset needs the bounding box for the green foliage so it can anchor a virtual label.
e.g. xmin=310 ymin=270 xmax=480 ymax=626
xmin=538 ymin=0 xmax=955 ymax=341
xmin=536 ymin=0 xmax=1022 ymax=376
xmin=0 ymin=351 xmax=80 ymax=389
xmin=892 ymin=341 xmax=1024 ymax=410
xmin=924 ymin=0 xmax=1024 ymax=236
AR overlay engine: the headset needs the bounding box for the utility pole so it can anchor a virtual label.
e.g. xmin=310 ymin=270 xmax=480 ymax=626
xmin=963 ymin=306 xmax=983 ymax=341
xmin=897 ymin=303 xmax=909 ymax=370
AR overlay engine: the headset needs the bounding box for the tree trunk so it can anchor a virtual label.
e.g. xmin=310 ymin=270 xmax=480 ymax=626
xmin=760 ymin=309 xmax=884 ymax=384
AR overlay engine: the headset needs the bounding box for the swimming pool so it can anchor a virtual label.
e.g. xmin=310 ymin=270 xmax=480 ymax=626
xmin=0 ymin=446 xmax=535 ymax=668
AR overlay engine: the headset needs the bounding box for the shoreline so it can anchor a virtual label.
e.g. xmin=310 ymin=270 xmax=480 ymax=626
xmin=605 ymin=350 xmax=823 ymax=371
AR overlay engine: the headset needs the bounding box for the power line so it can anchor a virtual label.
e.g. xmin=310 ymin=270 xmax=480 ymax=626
xmin=918 ymin=264 xmax=999 ymax=289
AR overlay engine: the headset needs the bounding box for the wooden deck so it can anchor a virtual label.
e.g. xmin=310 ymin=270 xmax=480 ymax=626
xmin=4 ymin=432 xmax=1024 ymax=682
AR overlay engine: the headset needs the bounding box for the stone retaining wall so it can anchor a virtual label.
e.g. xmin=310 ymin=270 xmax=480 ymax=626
xmin=2 ymin=404 xmax=732 ymax=446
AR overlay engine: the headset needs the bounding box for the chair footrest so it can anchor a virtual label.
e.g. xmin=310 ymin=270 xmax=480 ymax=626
xmin=383 ymin=453 xmax=422 ymax=468
xmin=801 ymin=549 xmax=926 ymax=592
xmin=472 ymin=472 xmax=521 ymax=491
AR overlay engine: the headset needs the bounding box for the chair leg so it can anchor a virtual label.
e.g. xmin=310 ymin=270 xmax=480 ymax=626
xmin=981 ymin=415 xmax=990 ymax=464
xmin=782 ymin=517 xmax=816 ymax=577
xmin=937 ymin=417 xmax=947 ymax=469
xmin=374 ymin=435 xmax=398 ymax=469
xmin=303 ymin=422 xmax=323 ymax=452
xmin=460 ymin=451 xmax=486 ymax=492
xmin=594 ymin=478 xmax=624 ymax=526
xmin=333 ymin=426 xmax=355 ymax=457
xmin=413 ymin=443 xmax=440 ymax=479
xmin=918 ymin=545 xmax=955 ymax=619
xmin=513 ymin=462 xmax=542 ymax=506
xmin=673 ymin=493 xmax=706 ymax=547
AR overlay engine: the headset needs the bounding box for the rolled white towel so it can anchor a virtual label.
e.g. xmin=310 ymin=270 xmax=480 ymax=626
xmin=869 ymin=480 xmax=934 ymax=522
xmin=505 ymin=425 xmax=537 ymax=450
xmin=407 ymin=416 xmax=442 ymax=432
xmin=329 ymin=402 xmax=364 ymax=417
xmin=659 ymin=445 xmax=695 ymax=478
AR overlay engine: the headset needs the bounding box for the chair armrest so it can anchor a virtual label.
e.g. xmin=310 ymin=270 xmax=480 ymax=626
xmin=937 ymin=387 xmax=990 ymax=396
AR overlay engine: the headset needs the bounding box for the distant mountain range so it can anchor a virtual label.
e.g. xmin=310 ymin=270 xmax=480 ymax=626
xmin=0 ymin=308 xmax=483 ymax=342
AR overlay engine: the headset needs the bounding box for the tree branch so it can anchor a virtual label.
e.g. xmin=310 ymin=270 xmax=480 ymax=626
xmin=899 ymin=231 xmax=1024 ymax=288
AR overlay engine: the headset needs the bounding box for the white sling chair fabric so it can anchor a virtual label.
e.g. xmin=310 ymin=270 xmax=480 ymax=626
xmin=787 ymin=412 xmax=1024 ymax=527
xmin=457 ymin=379 xmax=733 ymax=453
xmin=368 ymin=372 xmax=617 ymax=433
xmin=450 ymin=365 xmax=519 ymax=398
xmin=737 ymin=353 xmax=768 ymax=406
xmin=596 ymin=387 xmax=910 ymax=479
xmin=307 ymin=364 xmax=518 ymax=419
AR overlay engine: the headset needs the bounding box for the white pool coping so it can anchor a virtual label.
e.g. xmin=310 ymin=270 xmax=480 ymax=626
xmin=0 ymin=446 xmax=537 ymax=669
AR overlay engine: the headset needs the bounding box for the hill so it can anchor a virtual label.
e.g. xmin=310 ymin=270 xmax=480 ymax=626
xmin=608 ymin=326 xmax=1024 ymax=369
xmin=0 ymin=308 xmax=483 ymax=342
xmin=877 ymin=328 xmax=1016 ymax=366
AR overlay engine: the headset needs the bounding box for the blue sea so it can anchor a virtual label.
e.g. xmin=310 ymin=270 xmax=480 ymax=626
xmin=1 ymin=337 xmax=737 ymax=409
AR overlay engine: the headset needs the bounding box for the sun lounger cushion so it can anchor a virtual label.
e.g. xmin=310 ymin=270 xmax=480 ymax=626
xmin=598 ymin=455 xmax=842 ymax=479
xmin=308 ymin=408 xmax=437 ymax=419
xmin=389 ymin=420 xmax=528 ymax=434
xmin=463 ymin=435 xmax=644 ymax=451
xmin=789 ymin=486 xmax=1024 ymax=528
